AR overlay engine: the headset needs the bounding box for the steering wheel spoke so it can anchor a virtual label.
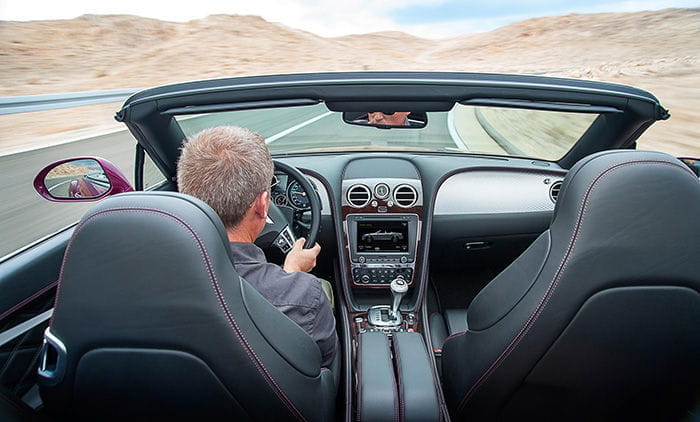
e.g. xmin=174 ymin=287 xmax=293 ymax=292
xmin=273 ymin=225 xmax=297 ymax=253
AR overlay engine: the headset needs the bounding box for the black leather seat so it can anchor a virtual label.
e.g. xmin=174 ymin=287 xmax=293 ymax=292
xmin=37 ymin=192 xmax=337 ymax=421
xmin=441 ymin=150 xmax=700 ymax=420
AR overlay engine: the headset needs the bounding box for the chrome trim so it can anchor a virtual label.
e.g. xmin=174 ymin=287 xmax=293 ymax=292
xmin=38 ymin=327 xmax=68 ymax=384
xmin=393 ymin=184 xmax=418 ymax=208
xmin=342 ymin=178 xmax=423 ymax=208
xmin=367 ymin=305 xmax=402 ymax=327
xmin=0 ymin=309 xmax=53 ymax=347
xmin=40 ymin=328 xmax=67 ymax=366
xmin=373 ymin=183 xmax=390 ymax=200
xmin=346 ymin=184 xmax=371 ymax=208
xmin=549 ymin=180 xmax=563 ymax=203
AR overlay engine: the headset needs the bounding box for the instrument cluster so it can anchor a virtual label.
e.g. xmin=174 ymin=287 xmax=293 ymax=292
xmin=271 ymin=173 xmax=312 ymax=210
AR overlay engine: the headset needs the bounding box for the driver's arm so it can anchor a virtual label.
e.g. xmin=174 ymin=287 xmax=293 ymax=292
xmin=283 ymin=237 xmax=321 ymax=273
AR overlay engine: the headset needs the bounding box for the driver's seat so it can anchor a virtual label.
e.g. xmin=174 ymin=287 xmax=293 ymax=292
xmin=38 ymin=192 xmax=337 ymax=421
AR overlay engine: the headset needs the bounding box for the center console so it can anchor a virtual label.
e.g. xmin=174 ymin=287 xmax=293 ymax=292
xmin=337 ymin=160 xmax=445 ymax=421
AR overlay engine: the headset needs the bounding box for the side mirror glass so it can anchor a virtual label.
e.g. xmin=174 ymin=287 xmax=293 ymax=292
xmin=343 ymin=111 xmax=428 ymax=129
xmin=34 ymin=157 xmax=134 ymax=202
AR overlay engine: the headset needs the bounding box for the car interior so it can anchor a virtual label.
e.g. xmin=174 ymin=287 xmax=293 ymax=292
xmin=0 ymin=72 xmax=698 ymax=421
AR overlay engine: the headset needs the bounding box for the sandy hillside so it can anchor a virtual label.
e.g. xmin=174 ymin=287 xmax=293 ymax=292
xmin=0 ymin=8 xmax=698 ymax=156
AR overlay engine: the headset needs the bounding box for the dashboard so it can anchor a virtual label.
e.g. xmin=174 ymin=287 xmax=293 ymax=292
xmin=274 ymin=152 xmax=567 ymax=311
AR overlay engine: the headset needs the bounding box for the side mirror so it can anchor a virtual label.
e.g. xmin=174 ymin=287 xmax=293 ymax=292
xmin=343 ymin=111 xmax=428 ymax=129
xmin=33 ymin=157 xmax=133 ymax=202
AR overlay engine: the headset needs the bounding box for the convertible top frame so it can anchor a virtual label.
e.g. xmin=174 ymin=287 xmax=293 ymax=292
xmin=115 ymin=72 xmax=669 ymax=178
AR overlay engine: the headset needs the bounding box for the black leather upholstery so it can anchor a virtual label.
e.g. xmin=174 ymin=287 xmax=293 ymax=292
xmin=443 ymin=309 xmax=468 ymax=334
xmin=442 ymin=150 xmax=700 ymax=420
xmin=392 ymin=332 xmax=441 ymax=422
xmin=357 ymin=332 xmax=398 ymax=422
xmin=38 ymin=192 xmax=337 ymax=421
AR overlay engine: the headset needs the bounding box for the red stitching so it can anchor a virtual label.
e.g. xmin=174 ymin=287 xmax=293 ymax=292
xmin=392 ymin=335 xmax=405 ymax=422
xmin=52 ymin=206 xmax=306 ymax=421
xmin=0 ymin=280 xmax=58 ymax=323
xmin=456 ymin=159 xmax=693 ymax=413
xmin=388 ymin=335 xmax=400 ymax=422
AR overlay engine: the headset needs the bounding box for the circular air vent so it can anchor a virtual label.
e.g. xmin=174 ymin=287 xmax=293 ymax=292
xmin=347 ymin=184 xmax=371 ymax=208
xmin=393 ymin=184 xmax=418 ymax=208
xmin=549 ymin=181 xmax=563 ymax=203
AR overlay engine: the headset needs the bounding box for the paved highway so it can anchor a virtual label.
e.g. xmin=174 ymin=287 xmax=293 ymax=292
xmin=0 ymin=104 xmax=487 ymax=258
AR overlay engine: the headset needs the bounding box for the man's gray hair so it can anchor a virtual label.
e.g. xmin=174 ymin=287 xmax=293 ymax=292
xmin=177 ymin=126 xmax=274 ymax=228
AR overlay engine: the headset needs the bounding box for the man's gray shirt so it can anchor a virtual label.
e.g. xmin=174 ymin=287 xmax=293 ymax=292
xmin=229 ymin=242 xmax=338 ymax=367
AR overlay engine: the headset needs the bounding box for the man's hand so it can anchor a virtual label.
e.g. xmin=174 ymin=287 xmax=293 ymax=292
xmin=283 ymin=238 xmax=321 ymax=273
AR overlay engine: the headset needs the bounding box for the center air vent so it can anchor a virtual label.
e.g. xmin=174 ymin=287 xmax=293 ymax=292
xmin=393 ymin=184 xmax=418 ymax=208
xmin=549 ymin=181 xmax=563 ymax=203
xmin=347 ymin=184 xmax=371 ymax=208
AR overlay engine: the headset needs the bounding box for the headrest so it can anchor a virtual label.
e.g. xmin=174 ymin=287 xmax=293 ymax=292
xmin=76 ymin=191 xmax=235 ymax=263
xmin=553 ymin=150 xmax=699 ymax=229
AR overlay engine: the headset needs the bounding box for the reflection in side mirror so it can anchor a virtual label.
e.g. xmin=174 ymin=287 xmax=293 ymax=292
xmin=343 ymin=111 xmax=428 ymax=129
xmin=34 ymin=157 xmax=134 ymax=202
xmin=44 ymin=159 xmax=110 ymax=199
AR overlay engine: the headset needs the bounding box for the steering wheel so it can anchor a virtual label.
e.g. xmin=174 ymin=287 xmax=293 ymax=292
xmin=255 ymin=160 xmax=321 ymax=253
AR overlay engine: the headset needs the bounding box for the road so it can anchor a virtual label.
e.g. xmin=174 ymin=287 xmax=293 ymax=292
xmin=0 ymin=104 xmax=489 ymax=258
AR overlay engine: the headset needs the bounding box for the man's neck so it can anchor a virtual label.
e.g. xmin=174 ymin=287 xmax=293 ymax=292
xmin=227 ymin=226 xmax=257 ymax=243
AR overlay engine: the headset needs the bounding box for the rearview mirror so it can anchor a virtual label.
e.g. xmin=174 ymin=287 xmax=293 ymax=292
xmin=34 ymin=157 xmax=133 ymax=202
xmin=343 ymin=111 xmax=427 ymax=129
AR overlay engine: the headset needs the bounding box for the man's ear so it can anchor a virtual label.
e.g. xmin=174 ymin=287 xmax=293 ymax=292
xmin=253 ymin=191 xmax=270 ymax=219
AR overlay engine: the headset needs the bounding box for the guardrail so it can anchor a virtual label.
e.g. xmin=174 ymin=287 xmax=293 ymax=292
xmin=0 ymin=88 xmax=140 ymax=115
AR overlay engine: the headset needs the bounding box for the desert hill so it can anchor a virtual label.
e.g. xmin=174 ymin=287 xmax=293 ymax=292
xmin=1 ymin=8 xmax=697 ymax=95
xmin=0 ymin=8 xmax=698 ymax=156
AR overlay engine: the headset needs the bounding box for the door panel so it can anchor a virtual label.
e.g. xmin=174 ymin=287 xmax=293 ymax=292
xmin=0 ymin=228 xmax=71 ymax=396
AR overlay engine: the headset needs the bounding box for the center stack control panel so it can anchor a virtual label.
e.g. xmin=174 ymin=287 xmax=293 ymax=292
xmin=342 ymin=175 xmax=423 ymax=287
xmin=345 ymin=210 xmax=420 ymax=287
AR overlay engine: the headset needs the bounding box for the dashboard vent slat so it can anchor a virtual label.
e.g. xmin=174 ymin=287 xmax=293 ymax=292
xmin=550 ymin=181 xmax=563 ymax=203
xmin=393 ymin=184 xmax=418 ymax=208
xmin=347 ymin=184 xmax=371 ymax=208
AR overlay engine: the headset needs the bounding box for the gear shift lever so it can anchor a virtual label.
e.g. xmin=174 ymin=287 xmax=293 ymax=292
xmin=390 ymin=276 xmax=408 ymax=319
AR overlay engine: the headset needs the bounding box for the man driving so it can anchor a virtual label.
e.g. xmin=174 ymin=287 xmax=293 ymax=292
xmin=177 ymin=126 xmax=338 ymax=367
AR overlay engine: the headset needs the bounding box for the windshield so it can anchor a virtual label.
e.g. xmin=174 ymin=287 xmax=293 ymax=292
xmin=176 ymin=103 xmax=598 ymax=161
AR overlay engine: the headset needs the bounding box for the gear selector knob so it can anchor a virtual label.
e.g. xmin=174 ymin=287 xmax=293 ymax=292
xmin=390 ymin=276 xmax=408 ymax=319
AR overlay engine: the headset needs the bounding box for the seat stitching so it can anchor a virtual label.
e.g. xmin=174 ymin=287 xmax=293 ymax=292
xmin=0 ymin=280 xmax=58 ymax=323
xmin=52 ymin=206 xmax=306 ymax=421
xmin=455 ymin=160 xmax=691 ymax=413
xmin=392 ymin=335 xmax=405 ymax=422
xmin=387 ymin=334 xmax=400 ymax=422
xmin=137 ymin=206 xmax=307 ymax=421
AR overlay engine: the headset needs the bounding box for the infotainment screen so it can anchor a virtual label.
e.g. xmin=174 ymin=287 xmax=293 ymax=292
xmin=356 ymin=220 xmax=409 ymax=252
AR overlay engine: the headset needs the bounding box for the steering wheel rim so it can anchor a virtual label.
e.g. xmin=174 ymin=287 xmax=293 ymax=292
xmin=256 ymin=160 xmax=321 ymax=251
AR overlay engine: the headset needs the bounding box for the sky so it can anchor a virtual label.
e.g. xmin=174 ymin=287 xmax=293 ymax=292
xmin=0 ymin=0 xmax=698 ymax=38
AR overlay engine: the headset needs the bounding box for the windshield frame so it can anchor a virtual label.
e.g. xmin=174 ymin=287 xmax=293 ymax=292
xmin=116 ymin=71 xmax=668 ymax=179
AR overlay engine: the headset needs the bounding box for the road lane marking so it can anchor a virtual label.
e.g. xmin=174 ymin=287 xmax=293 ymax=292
xmin=266 ymin=111 xmax=334 ymax=144
xmin=447 ymin=108 xmax=469 ymax=151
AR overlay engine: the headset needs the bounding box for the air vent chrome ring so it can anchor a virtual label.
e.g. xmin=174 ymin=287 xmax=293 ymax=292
xmin=393 ymin=184 xmax=418 ymax=208
xmin=549 ymin=181 xmax=563 ymax=203
xmin=347 ymin=184 xmax=371 ymax=208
